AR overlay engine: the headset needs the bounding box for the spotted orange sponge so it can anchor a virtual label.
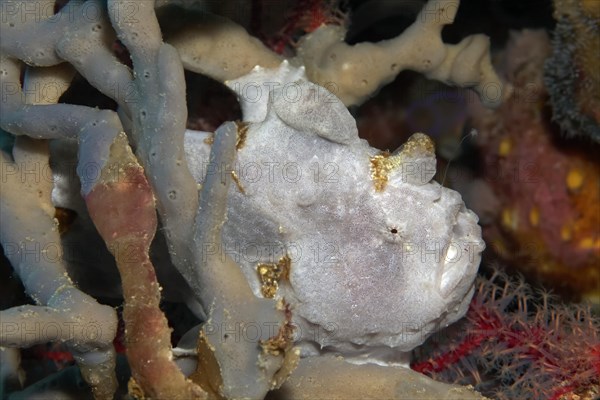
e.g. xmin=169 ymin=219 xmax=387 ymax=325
xmin=472 ymin=30 xmax=600 ymax=302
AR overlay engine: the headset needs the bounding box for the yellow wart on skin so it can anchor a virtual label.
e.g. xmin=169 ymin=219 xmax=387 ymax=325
xmin=235 ymin=120 xmax=249 ymax=150
xmin=369 ymin=133 xmax=434 ymax=192
xmin=257 ymin=255 xmax=291 ymax=298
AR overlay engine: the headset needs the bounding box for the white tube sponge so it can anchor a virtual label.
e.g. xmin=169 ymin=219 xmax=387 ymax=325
xmin=191 ymin=122 xmax=295 ymax=399
xmin=167 ymin=0 xmax=507 ymax=108
xmin=0 ymin=138 xmax=118 ymax=400
xmin=0 ymin=0 xmax=75 ymax=66
xmin=164 ymin=11 xmax=283 ymax=81
xmin=55 ymin=0 xmax=134 ymax=116
xmin=297 ymin=0 xmax=508 ymax=107
xmin=107 ymin=0 xmax=199 ymax=261
xmin=269 ymin=354 xmax=485 ymax=399
xmin=0 ymin=56 xmax=121 ymax=400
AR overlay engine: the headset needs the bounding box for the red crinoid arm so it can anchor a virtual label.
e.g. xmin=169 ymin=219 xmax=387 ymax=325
xmin=411 ymin=300 xmax=499 ymax=374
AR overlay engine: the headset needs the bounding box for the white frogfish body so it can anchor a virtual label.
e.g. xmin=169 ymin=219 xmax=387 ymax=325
xmin=184 ymin=62 xmax=485 ymax=365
